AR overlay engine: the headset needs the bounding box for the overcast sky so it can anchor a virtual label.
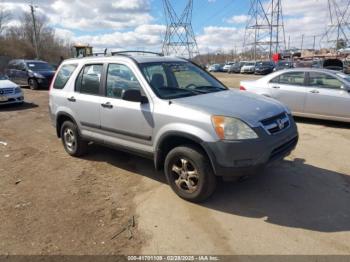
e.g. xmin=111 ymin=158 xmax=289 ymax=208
xmin=0 ymin=0 xmax=348 ymax=53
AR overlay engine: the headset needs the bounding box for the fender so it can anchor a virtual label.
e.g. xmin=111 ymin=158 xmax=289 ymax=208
xmin=154 ymin=131 xmax=217 ymax=174
xmin=55 ymin=111 xmax=81 ymax=138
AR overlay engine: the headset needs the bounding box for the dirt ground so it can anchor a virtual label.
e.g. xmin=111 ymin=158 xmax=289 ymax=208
xmin=0 ymin=73 xmax=350 ymax=255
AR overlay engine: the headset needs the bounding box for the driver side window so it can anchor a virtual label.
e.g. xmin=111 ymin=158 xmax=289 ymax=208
xmin=106 ymin=64 xmax=141 ymax=99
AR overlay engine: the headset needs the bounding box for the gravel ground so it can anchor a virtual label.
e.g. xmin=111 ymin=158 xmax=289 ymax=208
xmin=0 ymin=73 xmax=349 ymax=255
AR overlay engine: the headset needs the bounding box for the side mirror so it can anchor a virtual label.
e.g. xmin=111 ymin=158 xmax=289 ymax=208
xmin=121 ymin=89 xmax=148 ymax=103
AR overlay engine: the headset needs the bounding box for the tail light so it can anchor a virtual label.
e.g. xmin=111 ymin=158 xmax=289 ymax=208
xmin=240 ymin=86 xmax=246 ymax=91
xmin=49 ymin=68 xmax=59 ymax=92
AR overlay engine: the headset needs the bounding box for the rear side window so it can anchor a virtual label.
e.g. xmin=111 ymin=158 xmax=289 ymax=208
xmin=53 ymin=64 xmax=78 ymax=89
xmin=75 ymin=64 xmax=103 ymax=95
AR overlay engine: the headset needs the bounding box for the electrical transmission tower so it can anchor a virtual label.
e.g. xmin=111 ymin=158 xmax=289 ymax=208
xmin=243 ymin=0 xmax=286 ymax=60
xmin=321 ymin=0 xmax=350 ymax=49
xmin=162 ymin=0 xmax=200 ymax=59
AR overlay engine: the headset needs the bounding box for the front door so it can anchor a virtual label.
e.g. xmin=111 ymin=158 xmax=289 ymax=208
xmin=304 ymin=71 xmax=350 ymax=119
xmin=100 ymin=63 xmax=153 ymax=151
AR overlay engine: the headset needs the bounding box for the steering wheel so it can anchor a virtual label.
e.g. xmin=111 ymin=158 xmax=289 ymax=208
xmin=184 ymin=84 xmax=197 ymax=89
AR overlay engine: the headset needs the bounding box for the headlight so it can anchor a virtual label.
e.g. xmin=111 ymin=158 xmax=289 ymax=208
xmin=211 ymin=116 xmax=258 ymax=140
xmin=33 ymin=72 xmax=44 ymax=78
xmin=15 ymin=87 xmax=22 ymax=94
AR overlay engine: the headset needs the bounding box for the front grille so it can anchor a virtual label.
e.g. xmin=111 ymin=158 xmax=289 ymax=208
xmin=0 ymin=88 xmax=14 ymax=95
xmin=261 ymin=112 xmax=290 ymax=135
xmin=269 ymin=136 xmax=298 ymax=161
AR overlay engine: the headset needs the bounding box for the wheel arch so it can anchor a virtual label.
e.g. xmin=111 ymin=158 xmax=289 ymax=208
xmin=154 ymin=131 xmax=217 ymax=174
xmin=55 ymin=112 xmax=80 ymax=138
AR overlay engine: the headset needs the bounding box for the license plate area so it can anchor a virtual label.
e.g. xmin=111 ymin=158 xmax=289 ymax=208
xmin=0 ymin=96 xmax=8 ymax=102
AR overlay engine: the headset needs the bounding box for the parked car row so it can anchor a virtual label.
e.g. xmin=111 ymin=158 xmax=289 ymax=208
xmin=209 ymin=57 xmax=349 ymax=76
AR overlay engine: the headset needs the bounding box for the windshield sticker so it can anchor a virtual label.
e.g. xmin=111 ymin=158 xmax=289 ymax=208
xmin=28 ymin=64 xmax=35 ymax=67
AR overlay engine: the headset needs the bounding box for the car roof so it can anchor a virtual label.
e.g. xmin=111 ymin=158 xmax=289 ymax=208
xmin=64 ymin=55 xmax=186 ymax=64
xmin=279 ymin=68 xmax=341 ymax=74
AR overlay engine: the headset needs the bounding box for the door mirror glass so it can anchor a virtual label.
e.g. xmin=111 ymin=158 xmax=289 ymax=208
xmin=121 ymin=89 xmax=147 ymax=103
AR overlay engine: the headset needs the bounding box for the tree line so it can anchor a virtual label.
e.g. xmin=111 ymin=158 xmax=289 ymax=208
xmin=0 ymin=6 xmax=72 ymax=68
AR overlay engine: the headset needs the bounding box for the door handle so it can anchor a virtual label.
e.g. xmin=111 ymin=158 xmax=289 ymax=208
xmin=310 ymin=90 xmax=320 ymax=94
xmin=101 ymin=102 xmax=113 ymax=109
xmin=67 ymin=96 xmax=76 ymax=102
xmin=272 ymin=86 xmax=280 ymax=89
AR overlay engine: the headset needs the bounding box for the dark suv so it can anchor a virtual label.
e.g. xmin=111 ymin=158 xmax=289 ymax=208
xmin=6 ymin=59 xmax=55 ymax=90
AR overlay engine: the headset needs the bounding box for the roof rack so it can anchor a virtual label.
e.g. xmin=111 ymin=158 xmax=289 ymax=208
xmin=111 ymin=51 xmax=164 ymax=57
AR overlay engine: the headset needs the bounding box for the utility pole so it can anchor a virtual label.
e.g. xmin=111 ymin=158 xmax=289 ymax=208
xmin=162 ymin=0 xmax=200 ymax=60
xmin=29 ymin=3 xmax=39 ymax=59
xmin=288 ymin=35 xmax=290 ymax=50
xmin=313 ymin=35 xmax=316 ymax=50
xmin=301 ymin=34 xmax=304 ymax=52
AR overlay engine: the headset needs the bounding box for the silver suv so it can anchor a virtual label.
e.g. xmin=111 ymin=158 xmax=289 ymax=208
xmin=49 ymin=52 xmax=298 ymax=202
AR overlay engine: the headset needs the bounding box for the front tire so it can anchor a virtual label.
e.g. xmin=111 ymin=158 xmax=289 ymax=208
xmin=60 ymin=121 xmax=88 ymax=157
xmin=29 ymin=79 xmax=39 ymax=90
xmin=164 ymin=145 xmax=216 ymax=202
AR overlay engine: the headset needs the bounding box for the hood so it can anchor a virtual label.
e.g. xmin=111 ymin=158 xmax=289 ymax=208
xmin=173 ymin=90 xmax=286 ymax=127
xmin=31 ymin=70 xmax=55 ymax=78
xmin=0 ymin=80 xmax=18 ymax=88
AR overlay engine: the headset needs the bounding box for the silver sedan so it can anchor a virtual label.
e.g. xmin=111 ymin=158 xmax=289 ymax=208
xmin=240 ymin=68 xmax=350 ymax=122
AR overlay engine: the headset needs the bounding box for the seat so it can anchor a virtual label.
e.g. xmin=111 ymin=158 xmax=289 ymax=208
xmin=150 ymin=73 xmax=165 ymax=89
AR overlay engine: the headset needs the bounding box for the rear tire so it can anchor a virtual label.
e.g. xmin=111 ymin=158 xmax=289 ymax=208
xmin=164 ymin=145 xmax=216 ymax=202
xmin=60 ymin=121 xmax=88 ymax=157
xmin=29 ymin=79 xmax=39 ymax=90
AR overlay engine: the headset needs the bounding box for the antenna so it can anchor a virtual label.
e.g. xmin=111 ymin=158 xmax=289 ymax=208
xmin=243 ymin=0 xmax=286 ymax=60
xmin=162 ymin=0 xmax=200 ymax=60
xmin=321 ymin=0 xmax=350 ymax=49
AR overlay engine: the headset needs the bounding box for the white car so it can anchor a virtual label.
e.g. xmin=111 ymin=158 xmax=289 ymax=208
xmin=240 ymin=62 xmax=256 ymax=74
xmin=223 ymin=62 xmax=234 ymax=72
xmin=0 ymin=75 xmax=24 ymax=105
xmin=240 ymin=68 xmax=350 ymax=123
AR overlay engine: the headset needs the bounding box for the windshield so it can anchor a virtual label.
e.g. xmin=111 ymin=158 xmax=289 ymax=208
xmin=336 ymin=72 xmax=350 ymax=82
xmin=26 ymin=62 xmax=54 ymax=71
xmin=278 ymin=61 xmax=292 ymax=67
xmin=245 ymin=62 xmax=255 ymax=66
xmin=140 ymin=62 xmax=227 ymax=99
xmin=0 ymin=75 xmax=9 ymax=80
xmin=257 ymin=62 xmax=272 ymax=66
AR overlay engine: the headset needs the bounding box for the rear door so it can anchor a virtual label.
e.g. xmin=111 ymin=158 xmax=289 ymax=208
xmin=66 ymin=64 xmax=105 ymax=137
xmin=100 ymin=63 xmax=153 ymax=150
xmin=268 ymin=71 xmax=307 ymax=113
xmin=304 ymin=71 xmax=350 ymax=119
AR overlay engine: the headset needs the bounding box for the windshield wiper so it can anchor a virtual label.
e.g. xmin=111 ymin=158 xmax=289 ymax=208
xmin=194 ymin=86 xmax=227 ymax=93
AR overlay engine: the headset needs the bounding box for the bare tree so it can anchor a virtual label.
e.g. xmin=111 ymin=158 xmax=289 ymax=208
xmin=0 ymin=4 xmax=11 ymax=35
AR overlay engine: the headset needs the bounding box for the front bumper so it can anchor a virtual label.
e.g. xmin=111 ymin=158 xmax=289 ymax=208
xmin=241 ymin=68 xmax=255 ymax=73
xmin=0 ymin=94 xmax=24 ymax=105
xmin=36 ymin=77 xmax=53 ymax=88
xmin=202 ymin=119 xmax=298 ymax=176
xmin=255 ymin=69 xmax=272 ymax=75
